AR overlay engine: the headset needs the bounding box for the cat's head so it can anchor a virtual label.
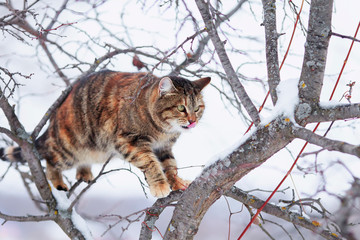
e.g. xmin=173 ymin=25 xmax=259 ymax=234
xmin=154 ymin=76 xmax=211 ymax=133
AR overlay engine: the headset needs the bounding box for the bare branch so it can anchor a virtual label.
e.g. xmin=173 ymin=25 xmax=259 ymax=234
xmin=194 ymin=0 xmax=261 ymax=126
xmin=171 ymin=0 xmax=249 ymax=76
xmin=261 ymin=0 xmax=280 ymax=105
xmin=43 ymin=0 xmax=70 ymax=38
xmin=292 ymin=125 xmax=360 ymax=158
xmin=0 ymin=212 xmax=55 ymax=223
xmin=31 ymin=84 xmax=73 ymax=139
xmin=298 ymin=0 xmax=333 ymax=103
xmin=299 ymin=103 xmax=360 ymax=124
xmin=331 ymin=31 xmax=360 ymax=43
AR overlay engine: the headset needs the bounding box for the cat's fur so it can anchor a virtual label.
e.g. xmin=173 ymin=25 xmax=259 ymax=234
xmin=1 ymin=71 xmax=210 ymax=198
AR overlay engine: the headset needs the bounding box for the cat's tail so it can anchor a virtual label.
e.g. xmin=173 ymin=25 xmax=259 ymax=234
xmin=0 ymin=146 xmax=25 ymax=163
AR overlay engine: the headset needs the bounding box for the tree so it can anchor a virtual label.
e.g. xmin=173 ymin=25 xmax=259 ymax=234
xmin=0 ymin=0 xmax=359 ymax=239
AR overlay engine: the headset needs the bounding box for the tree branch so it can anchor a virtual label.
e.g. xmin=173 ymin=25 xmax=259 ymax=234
xmin=194 ymin=0 xmax=261 ymax=126
xmin=261 ymin=0 xmax=280 ymax=105
xmin=0 ymin=212 xmax=55 ymax=223
xmin=6 ymin=3 xmax=71 ymax=85
xmin=298 ymin=0 xmax=333 ymax=103
xmin=292 ymin=125 xmax=360 ymax=157
xmin=171 ymin=0 xmax=248 ymax=76
xmin=301 ymin=103 xmax=360 ymax=124
xmin=31 ymin=84 xmax=73 ymax=139
xmin=0 ymin=78 xmax=87 ymax=240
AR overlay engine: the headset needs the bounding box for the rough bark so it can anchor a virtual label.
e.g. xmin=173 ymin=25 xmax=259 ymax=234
xmin=298 ymin=0 xmax=334 ymax=103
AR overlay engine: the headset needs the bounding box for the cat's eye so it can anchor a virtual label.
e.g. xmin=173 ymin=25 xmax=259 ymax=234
xmin=194 ymin=106 xmax=200 ymax=112
xmin=177 ymin=105 xmax=186 ymax=112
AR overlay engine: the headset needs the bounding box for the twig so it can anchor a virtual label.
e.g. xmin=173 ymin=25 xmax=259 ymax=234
xmin=0 ymin=212 xmax=55 ymax=223
xmin=331 ymin=31 xmax=360 ymax=43
xmin=31 ymin=84 xmax=73 ymax=139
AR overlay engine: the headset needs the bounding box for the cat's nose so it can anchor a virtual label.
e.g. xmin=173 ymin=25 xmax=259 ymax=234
xmin=188 ymin=116 xmax=196 ymax=124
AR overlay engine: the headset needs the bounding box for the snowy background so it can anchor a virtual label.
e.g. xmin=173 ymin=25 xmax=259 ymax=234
xmin=0 ymin=0 xmax=360 ymax=239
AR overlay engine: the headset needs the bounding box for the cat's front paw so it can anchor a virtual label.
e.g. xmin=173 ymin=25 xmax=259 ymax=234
xmin=171 ymin=176 xmax=191 ymax=191
xmin=149 ymin=181 xmax=171 ymax=198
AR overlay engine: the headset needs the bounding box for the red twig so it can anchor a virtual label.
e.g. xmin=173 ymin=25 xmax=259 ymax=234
xmin=33 ymin=22 xmax=77 ymax=40
xmin=330 ymin=22 xmax=360 ymax=100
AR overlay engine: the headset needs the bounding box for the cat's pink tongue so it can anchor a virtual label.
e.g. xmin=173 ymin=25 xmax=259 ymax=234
xmin=187 ymin=122 xmax=196 ymax=129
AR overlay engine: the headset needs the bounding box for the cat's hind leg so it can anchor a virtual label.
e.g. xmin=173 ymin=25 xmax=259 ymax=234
xmin=76 ymin=164 xmax=93 ymax=183
xmin=46 ymin=162 xmax=68 ymax=191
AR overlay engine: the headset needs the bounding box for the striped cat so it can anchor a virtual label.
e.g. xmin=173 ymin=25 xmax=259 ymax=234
xmin=1 ymin=71 xmax=210 ymax=198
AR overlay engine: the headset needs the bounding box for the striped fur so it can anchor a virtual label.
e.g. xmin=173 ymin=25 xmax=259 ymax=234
xmin=27 ymin=70 xmax=211 ymax=197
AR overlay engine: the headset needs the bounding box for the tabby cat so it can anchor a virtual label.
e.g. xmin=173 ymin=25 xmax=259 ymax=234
xmin=1 ymin=71 xmax=210 ymax=198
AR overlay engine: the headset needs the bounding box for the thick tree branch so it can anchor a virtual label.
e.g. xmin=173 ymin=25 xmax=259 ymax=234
xmin=195 ymin=0 xmax=261 ymax=126
xmin=292 ymin=125 xmax=360 ymax=157
xmin=261 ymin=0 xmax=280 ymax=105
xmin=298 ymin=103 xmax=360 ymax=124
xmin=298 ymin=0 xmax=333 ymax=103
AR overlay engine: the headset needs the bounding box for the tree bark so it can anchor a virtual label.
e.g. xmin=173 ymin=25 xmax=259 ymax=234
xmin=262 ymin=0 xmax=280 ymax=105
xmin=298 ymin=0 xmax=334 ymax=103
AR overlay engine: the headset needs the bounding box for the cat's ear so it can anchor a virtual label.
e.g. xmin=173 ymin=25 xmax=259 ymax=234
xmin=193 ymin=77 xmax=211 ymax=91
xmin=159 ymin=77 xmax=176 ymax=96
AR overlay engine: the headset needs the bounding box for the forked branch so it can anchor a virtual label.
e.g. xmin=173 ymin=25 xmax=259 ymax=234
xmin=194 ymin=0 xmax=261 ymax=126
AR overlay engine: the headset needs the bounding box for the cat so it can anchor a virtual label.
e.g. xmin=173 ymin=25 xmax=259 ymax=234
xmin=1 ymin=70 xmax=210 ymax=198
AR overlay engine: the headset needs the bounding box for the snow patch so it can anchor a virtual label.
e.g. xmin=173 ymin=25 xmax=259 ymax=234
xmin=319 ymin=100 xmax=348 ymax=108
xmin=261 ymin=78 xmax=299 ymax=124
xmin=51 ymin=185 xmax=94 ymax=240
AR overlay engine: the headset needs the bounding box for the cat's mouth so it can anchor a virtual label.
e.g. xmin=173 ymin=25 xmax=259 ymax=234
xmin=181 ymin=122 xmax=196 ymax=129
